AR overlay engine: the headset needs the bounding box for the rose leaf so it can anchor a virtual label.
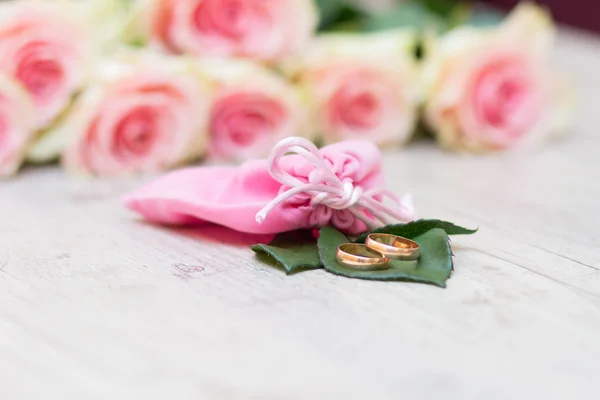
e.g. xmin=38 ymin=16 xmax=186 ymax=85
xmin=251 ymin=231 xmax=322 ymax=275
xmin=318 ymin=226 xmax=454 ymax=288
xmin=355 ymin=219 xmax=478 ymax=243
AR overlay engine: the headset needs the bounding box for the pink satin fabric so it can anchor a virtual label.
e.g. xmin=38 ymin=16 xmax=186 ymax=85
xmin=124 ymin=139 xmax=415 ymax=235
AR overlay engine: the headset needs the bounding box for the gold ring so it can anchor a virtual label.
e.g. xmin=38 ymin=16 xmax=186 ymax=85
xmin=365 ymin=233 xmax=420 ymax=261
xmin=336 ymin=244 xmax=390 ymax=271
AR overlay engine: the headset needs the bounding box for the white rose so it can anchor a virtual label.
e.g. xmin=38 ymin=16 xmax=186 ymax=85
xmin=0 ymin=72 xmax=36 ymax=177
xmin=0 ymin=0 xmax=97 ymax=131
xmin=291 ymin=30 xmax=420 ymax=147
xmin=199 ymin=59 xmax=312 ymax=162
xmin=137 ymin=0 xmax=318 ymax=62
xmin=52 ymin=50 xmax=211 ymax=176
xmin=422 ymin=3 xmax=573 ymax=152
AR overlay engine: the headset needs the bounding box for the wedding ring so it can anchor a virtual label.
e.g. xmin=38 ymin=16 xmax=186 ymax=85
xmin=336 ymin=244 xmax=390 ymax=271
xmin=365 ymin=233 xmax=420 ymax=261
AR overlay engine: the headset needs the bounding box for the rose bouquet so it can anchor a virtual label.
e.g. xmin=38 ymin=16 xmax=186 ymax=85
xmin=0 ymin=0 xmax=572 ymax=178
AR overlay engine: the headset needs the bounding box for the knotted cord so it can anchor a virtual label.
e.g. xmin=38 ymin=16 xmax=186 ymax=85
xmin=255 ymin=137 xmax=415 ymax=229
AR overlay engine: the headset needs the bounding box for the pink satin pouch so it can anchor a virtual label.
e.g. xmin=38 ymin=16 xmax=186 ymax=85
xmin=124 ymin=138 xmax=416 ymax=235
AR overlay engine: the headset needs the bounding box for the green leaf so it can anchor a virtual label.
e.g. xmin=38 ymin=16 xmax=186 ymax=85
xmin=423 ymin=0 xmax=463 ymax=17
xmin=318 ymin=226 xmax=454 ymax=288
xmin=316 ymin=0 xmax=364 ymax=32
xmin=251 ymin=231 xmax=322 ymax=275
xmin=316 ymin=0 xmax=344 ymax=27
xmin=355 ymin=219 xmax=478 ymax=243
xmin=465 ymin=8 xmax=504 ymax=27
xmin=364 ymin=2 xmax=445 ymax=32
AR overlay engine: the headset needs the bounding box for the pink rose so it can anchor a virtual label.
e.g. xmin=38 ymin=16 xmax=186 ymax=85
xmin=201 ymin=60 xmax=311 ymax=162
xmin=453 ymin=51 xmax=543 ymax=149
xmin=0 ymin=1 xmax=93 ymax=129
xmin=143 ymin=0 xmax=317 ymax=62
xmin=423 ymin=3 xmax=572 ymax=151
xmin=0 ymin=72 xmax=36 ymax=177
xmin=293 ymin=31 xmax=420 ymax=146
xmin=60 ymin=52 xmax=210 ymax=176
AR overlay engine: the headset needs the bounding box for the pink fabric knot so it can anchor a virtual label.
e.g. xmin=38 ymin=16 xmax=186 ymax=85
xmin=256 ymin=137 xmax=415 ymax=231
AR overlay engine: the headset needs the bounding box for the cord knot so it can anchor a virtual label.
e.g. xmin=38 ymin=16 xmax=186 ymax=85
xmin=255 ymin=137 xmax=415 ymax=230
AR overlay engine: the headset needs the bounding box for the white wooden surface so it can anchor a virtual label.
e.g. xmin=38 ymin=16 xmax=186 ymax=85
xmin=2 ymin=28 xmax=600 ymax=400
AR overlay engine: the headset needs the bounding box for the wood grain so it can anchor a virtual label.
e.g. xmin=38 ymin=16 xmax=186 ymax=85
xmin=1 ymin=28 xmax=600 ymax=399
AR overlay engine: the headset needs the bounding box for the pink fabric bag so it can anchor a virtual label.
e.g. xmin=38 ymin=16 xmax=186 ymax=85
xmin=124 ymin=138 xmax=416 ymax=235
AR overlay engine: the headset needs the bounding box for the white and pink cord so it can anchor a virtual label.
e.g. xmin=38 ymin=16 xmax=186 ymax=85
xmin=255 ymin=137 xmax=416 ymax=229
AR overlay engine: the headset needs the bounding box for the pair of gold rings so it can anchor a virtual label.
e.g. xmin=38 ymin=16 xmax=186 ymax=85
xmin=336 ymin=234 xmax=420 ymax=271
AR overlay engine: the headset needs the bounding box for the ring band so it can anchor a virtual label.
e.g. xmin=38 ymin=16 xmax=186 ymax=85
xmin=336 ymin=244 xmax=390 ymax=271
xmin=365 ymin=233 xmax=420 ymax=261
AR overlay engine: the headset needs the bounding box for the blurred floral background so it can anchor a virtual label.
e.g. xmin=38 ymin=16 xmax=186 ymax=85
xmin=0 ymin=0 xmax=574 ymax=177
